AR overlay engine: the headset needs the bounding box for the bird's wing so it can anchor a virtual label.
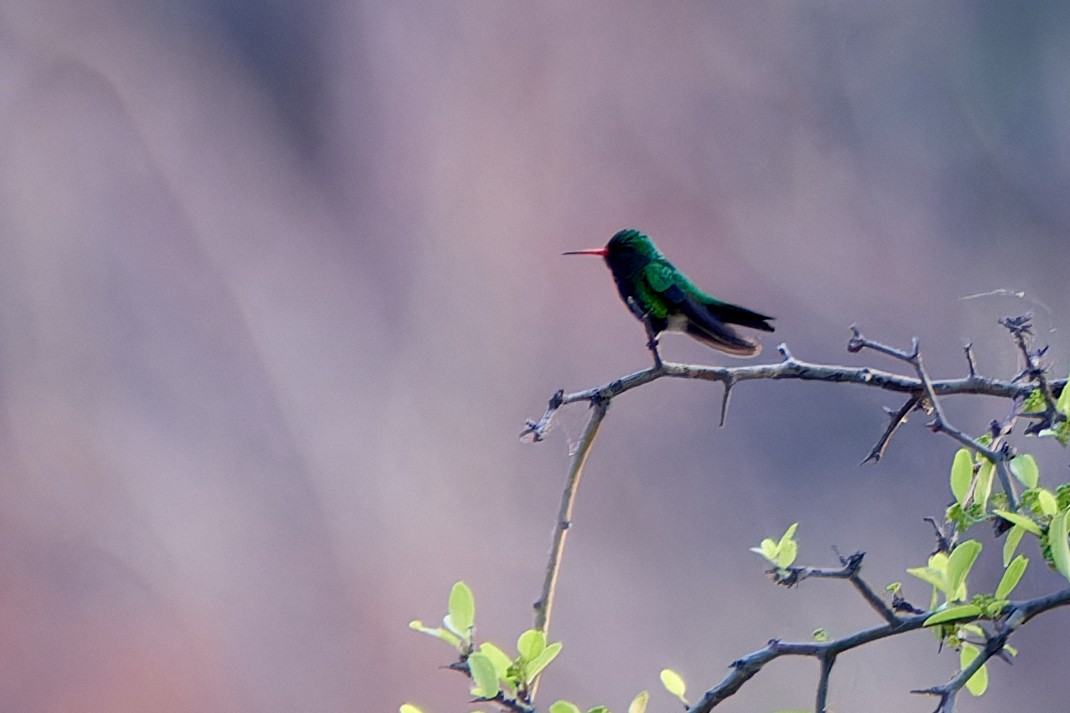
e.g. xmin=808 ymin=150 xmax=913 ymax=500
xmin=704 ymin=300 xmax=775 ymax=332
xmin=676 ymin=290 xmax=761 ymax=355
xmin=643 ymin=260 xmax=762 ymax=356
xmin=631 ymin=261 xmax=677 ymax=319
xmin=647 ymin=259 xmax=774 ymax=332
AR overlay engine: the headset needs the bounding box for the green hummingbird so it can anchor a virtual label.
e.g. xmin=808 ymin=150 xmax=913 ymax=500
xmin=564 ymin=229 xmax=774 ymax=364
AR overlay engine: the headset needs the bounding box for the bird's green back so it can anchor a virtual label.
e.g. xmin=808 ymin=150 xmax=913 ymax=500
xmin=637 ymin=257 xmax=721 ymax=318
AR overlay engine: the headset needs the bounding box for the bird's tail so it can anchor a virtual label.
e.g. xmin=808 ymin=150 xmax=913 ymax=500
xmin=684 ymin=321 xmax=762 ymax=357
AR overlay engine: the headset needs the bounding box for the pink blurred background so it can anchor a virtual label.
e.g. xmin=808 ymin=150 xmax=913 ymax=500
xmin=2 ymin=2 xmax=1070 ymax=712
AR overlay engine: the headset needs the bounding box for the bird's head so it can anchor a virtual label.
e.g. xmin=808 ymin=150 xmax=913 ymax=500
xmin=563 ymin=229 xmax=658 ymax=260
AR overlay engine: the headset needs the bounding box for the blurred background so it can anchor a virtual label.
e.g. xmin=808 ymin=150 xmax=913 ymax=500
xmin=2 ymin=2 xmax=1070 ymax=712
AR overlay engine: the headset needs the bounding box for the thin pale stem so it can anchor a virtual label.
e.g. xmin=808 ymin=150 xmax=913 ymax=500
xmin=530 ymin=398 xmax=609 ymax=697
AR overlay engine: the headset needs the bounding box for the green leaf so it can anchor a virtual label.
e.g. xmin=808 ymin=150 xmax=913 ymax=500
xmin=1002 ymin=525 xmax=1026 ymax=567
xmin=1037 ymin=489 xmax=1059 ymax=517
xmin=1048 ymin=509 xmax=1070 ymax=581
xmin=468 ymin=651 xmax=500 ymax=699
xmin=924 ymin=604 xmax=982 ymax=626
xmin=628 ymin=691 xmax=649 ymax=713
xmin=995 ymin=555 xmax=1028 ymax=600
xmin=812 ymin=628 xmax=829 ymax=642
xmin=517 ymin=629 xmax=546 ymax=662
xmin=400 ymin=705 xmax=423 ymax=713
xmin=478 ymin=642 xmax=513 ymax=681
xmin=976 ymin=460 xmax=994 ymax=510
xmin=586 ymin=708 xmax=608 ymax=713
xmin=1022 ymin=388 xmax=1047 ymax=413
xmin=446 ymin=582 xmax=475 ymax=637
xmin=946 ymin=540 xmax=982 ymax=600
xmin=548 ymin=702 xmax=581 ymax=713
xmin=950 ymin=449 xmax=973 ymax=504
xmin=776 ymin=523 xmax=799 ymax=567
xmin=409 ymin=620 xmax=462 ymax=650
xmin=1057 ymin=370 xmax=1070 ymax=415
xmin=752 ymin=538 xmax=778 ymax=563
xmin=659 ymin=668 xmax=688 ymax=704
xmin=960 ymin=643 xmax=989 ymax=696
xmin=1040 ymin=420 xmax=1070 ymax=446
xmin=993 ymin=509 xmax=1043 ymax=536
xmin=777 ymin=538 xmax=798 ymax=568
xmin=524 ymin=641 xmax=562 ymax=684
xmin=1010 ymin=455 xmax=1039 ymax=489
xmin=907 ymin=562 xmax=947 ymax=594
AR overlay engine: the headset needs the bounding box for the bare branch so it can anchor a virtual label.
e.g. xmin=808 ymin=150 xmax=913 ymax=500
xmin=523 ymin=322 xmax=1066 ymax=474
xmin=775 ymin=552 xmax=897 ymax=632
xmin=847 ymin=326 xmax=1021 ymax=510
xmin=1002 ymin=314 xmax=1067 ymax=437
xmin=963 ymin=343 xmax=978 ymax=378
xmin=816 ymin=652 xmax=835 ymax=713
xmin=862 ymin=395 xmax=919 ymax=464
xmin=686 ymin=585 xmax=1070 ymax=713
xmin=907 ymin=582 xmax=1070 ymax=713
xmin=533 ymin=398 xmax=609 ymax=635
xmin=521 ymin=339 xmax=1059 ymax=448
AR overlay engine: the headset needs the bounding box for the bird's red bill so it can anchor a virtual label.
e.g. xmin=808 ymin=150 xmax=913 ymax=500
xmin=562 ymin=247 xmax=609 ymax=256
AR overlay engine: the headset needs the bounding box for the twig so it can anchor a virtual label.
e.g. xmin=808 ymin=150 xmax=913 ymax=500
xmin=686 ymin=613 xmax=931 ymax=713
xmin=519 ymin=343 xmax=1058 ymax=445
xmin=472 ymin=691 xmax=536 ymax=713
xmin=532 ymin=397 xmax=610 ymax=653
xmin=963 ymin=343 xmax=978 ymax=378
xmin=862 ymin=395 xmax=920 ymax=464
xmin=908 ymin=583 xmax=1070 ymax=712
xmin=1002 ymin=315 xmax=1067 ymax=436
xmin=687 ymin=586 xmax=1070 ymax=713
xmin=816 ymin=652 xmax=835 ymax=713
xmin=847 ymin=327 xmax=1020 ymax=510
xmin=774 ymin=552 xmax=897 ymax=626
xmin=923 ymin=516 xmax=955 ymax=554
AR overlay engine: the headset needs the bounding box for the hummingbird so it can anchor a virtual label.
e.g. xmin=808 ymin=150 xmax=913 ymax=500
xmin=564 ymin=229 xmax=774 ymax=366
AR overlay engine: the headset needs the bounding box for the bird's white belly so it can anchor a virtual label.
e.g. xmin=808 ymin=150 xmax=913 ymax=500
xmin=665 ymin=313 xmax=689 ymax=332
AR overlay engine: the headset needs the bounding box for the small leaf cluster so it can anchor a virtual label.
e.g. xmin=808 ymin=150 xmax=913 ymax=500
xmin=992 ymin=455 xmax=1070 ymax=582
xmin=905 ymin=426 xmax=1070 ymax=699
xmin=1022 ymin=367 xmax=1070 ymax=445
xmin=906 ymin=538 xmax=1022 ymax=696
xmin=409 ymin=581 xmax=478 ymax=655
xmin=750 ymin=523 xmax=798 ymax=571
xmin=906 ymin=373 xmax=1070 ymax=701
xmin=409 ymin=582 xmax=562 ymax=707
xmin=407 ymin=582 xmax=665 ymax=713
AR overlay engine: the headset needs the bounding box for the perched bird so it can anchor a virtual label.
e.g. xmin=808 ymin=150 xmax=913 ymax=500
xmin=564 ymin=229 xmax=774 ymax=363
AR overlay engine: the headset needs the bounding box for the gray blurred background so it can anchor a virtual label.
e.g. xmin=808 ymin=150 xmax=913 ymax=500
xmin=2 ymin=2 xmax=1070 ymax=712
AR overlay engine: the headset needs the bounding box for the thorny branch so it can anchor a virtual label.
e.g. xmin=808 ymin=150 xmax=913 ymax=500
xmin=686 ymin=570 xmax=1070 ymax=713
xmin=847 ymin=325 xmax=1024 ymax=510
xmin=770 ymin=551 xmax=899 ymax=626
xmin=911 ymin=586 xmax=1070 ymax=713
xmin=504 ymin=320 xmax=1070 ymax=712
xmin=446 ymin=562 xmax=1070 ymax=713
xmin=521 ymin=328 xmax=1065 ymax=459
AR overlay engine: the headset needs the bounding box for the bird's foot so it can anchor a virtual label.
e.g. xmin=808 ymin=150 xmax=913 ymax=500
xmin=646 ymin=337 xmax=663 ymax=369
xmin=640 ymin=314 xmax=663 ymax=369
